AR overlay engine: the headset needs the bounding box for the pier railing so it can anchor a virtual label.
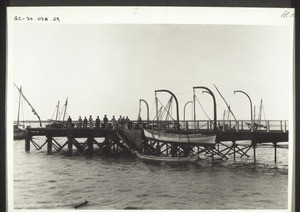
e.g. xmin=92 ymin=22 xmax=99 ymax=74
xmin=179 ymin=120 xmax=289 ymax=132
xmin=135 ymin=120 xmax=288 ymax=132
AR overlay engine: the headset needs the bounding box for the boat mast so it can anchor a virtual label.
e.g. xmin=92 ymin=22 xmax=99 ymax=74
xmin=258 ymin=98 xmax=263 ymax=127
xmin=17 ymin=86 xmax=22 ymax=126
xmin=155 ymin=93 xmax=159 ymax=122
xmin=193 ymin=88 xmax=196 ymax=127
xmin=14 ymin=83 xmax=42 ymax=127
xmin=62 ymin=97 xmax=68 ymax=121
xmin=55 ymin=100 xmax=60 ymax=121
xmin=213 ymin=84 xmax=237 ymax=122
xmin=155 ymin=89 xmax=179 ymax=131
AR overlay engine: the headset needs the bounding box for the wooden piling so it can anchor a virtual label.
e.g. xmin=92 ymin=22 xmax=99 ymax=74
xmin=274 ymin=142 xmax=277 ymax=164
xmin=253 ymin=142 xmax=257 ymax=164
xmin=87 ymin=136 xmax=94 ymax=154
xmin=211 ymin=146 xmax=214 ymax=164
xmin=233 ymin=141 xmax=236 ymax=161
xmin=25 ymin=136 xmax=31 ymax=152
xmin=102 ymin=136 xmax=111 ymax=154
xmin=67 ymin=136 xmax=73 ymax=154
xmin=46 ymin=136 xmax=52 ymax=154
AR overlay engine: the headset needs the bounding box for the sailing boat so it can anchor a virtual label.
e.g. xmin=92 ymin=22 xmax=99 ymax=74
xmin=14 ymin=84 xmax=42 ymax=139
xmin=46 ymin=98 xmax=68 ymax=128
xmin=14 ymin=86 xmax=27 ymax=139
xmin=143 ymin=89 xmax=216 ymax=145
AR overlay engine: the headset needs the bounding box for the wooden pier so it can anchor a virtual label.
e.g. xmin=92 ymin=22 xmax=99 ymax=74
xmin=24 ymin=120 xmax=288 ymax=164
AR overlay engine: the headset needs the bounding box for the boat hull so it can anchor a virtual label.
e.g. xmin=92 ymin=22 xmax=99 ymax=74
xmin=14 ymin=128 xmax=27 ymax=140
xmin=135 ymin=151 xmax=199 ymax=162
xmin=143 ymin=129 xmax=216 ymax=145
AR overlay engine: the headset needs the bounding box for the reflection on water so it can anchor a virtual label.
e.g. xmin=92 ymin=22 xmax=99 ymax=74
xmin=13 ymin=138 xmax=289 ymax=210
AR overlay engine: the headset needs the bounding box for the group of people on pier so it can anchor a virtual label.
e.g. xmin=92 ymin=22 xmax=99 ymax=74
xmin=67 ymin=115 xmax=132 ymax=130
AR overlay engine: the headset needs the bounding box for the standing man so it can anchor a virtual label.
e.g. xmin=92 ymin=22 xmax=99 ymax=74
xmin=111 ymin=115 xmax=117 ymax=130
xmin=83 ymin=116 xmax=88 ymax=128
xmin=77 ymin=116 xmax=82 ymax=128
xmin=103 ymin=115 xmax=108 ymax=129
xmin=118 ymin=115 xmax=122 ymax=129
xmin=89 ymin=115 xmax=93 ymax=129
xmin=95 ymin=116 xmax=100 ymax=128
xmin=121 ymin=116 xmax=125 ymax=129
xmin=67 ymin=116 xmax=72 ymax=128
xmin=125 ymin=116 xmax=130 ymax=129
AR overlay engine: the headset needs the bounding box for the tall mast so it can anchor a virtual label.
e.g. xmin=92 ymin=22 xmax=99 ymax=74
xmin=193 ymin=88 xmax=196 ymax=125
xmin=17 ymin=86 xmax=22 ymax=126
xmin=14 ymin=84 xmax=42 ymax=127
xmin=62 ymin=97 xmax=68 ymax=121
xmin=55 ymin=101 xmax=60 ymax=121
xmin=258 ymin=98 xmax=263 ymax=125
xmin=213 ymin=84 xmax=237 ymax=122
xmin=155 ymin=89 xmax=180 ymax=131
xmin=155 ymin=93 xmax=159 ymax=122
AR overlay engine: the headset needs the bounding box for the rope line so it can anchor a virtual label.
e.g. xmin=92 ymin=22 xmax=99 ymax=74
xmin=195 ymin=95 xmax=211 ymax=121
xmin=157 ymin=98 xmax=176 ymax=122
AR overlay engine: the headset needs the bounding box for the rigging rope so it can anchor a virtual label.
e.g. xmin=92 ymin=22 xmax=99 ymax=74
xmin=195 ymin=95 xmax=211 ymax=121
xmin=157 ymin=98 xmax=176 ymax=122
xmin=165 ymin=97 xmax=173 ymax=121
xmin=21 ymin=98 xmax=24 ymax=128
xmin=152 ymin=106 xmax=163 ymax=121
xmin=194 ymin=90 xmax=227 ymax=112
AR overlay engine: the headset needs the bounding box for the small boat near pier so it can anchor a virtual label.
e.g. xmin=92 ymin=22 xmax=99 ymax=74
xmin=143 ymin=129 xmax=216 ymax=145
xmin=135 ymin=151 xmax=199 ymax=162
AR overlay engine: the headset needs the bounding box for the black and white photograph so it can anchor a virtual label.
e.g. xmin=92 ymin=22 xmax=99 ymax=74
xmin=7 ymin=7 xmax=294 ymax=211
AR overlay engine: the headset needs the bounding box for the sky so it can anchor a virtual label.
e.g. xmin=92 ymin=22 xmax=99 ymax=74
xmin=12 ymin=23 xmax=293 ymax=122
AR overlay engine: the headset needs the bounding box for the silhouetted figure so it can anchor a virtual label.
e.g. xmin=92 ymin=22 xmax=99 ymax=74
xmin=89 ymin=115 xmax=93 ymax=129
xmin=67 ymin=116 xmax=72 ymax=128
xmin=83 ymin=117 xmax=88 ymax=128
xmin=103 ymin=115 xmax=108 ymax=129
xmin=125 ymin=116 xmax=130 ymax=129
xmin=95 ymin=116 xmax=100 ymax=128
xmin=77 ymin=116 xmax=82 ymax=128
xmin=111 ymin=116 xmax=116 ymax=130
xmin=121 ymin=116 xmax=125 ymax=129
xmin=118 ymin=116 xmax=122 ymax=129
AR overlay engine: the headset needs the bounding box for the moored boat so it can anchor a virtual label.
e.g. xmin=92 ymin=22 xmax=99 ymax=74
xmin=135 ymin=151 xmax=199 ymax=162
xmin=143 ymin=129 xmax=216 ymax=145
xmin=14 ymin=124 xmax=27 ymax=140
xmin=14 ymin=84 xmax=42 ymax=139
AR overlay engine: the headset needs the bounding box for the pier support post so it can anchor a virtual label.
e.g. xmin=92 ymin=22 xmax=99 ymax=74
xmin=253 ymin=141 xmax=257 ymax=164
xmin=211 ymin=146 xmax=214 ymax=164
xmin=67 ymin=136 xmax=73 ymax=154
xmin=25 ymin=136 xmax=31 ymax=152
xmin=47 ymin=136 xmax=52 ymax=154
xmin=274 ymin=142 xmax=277 ymax=164
xmin=102 ymin=136 xmax=111 ymax=154
xmin=233 ymin=141 xmax=236 ymax=161
xmin=87 ymin=136 xmax=94 ymax=154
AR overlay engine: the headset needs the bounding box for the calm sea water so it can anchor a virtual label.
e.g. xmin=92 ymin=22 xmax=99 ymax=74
xmin=13 ymin=137 xmax=289 ymax=210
